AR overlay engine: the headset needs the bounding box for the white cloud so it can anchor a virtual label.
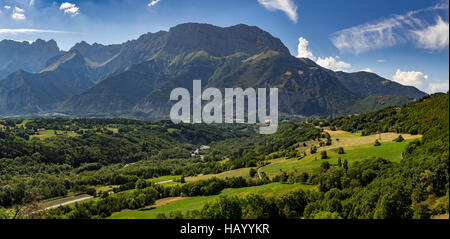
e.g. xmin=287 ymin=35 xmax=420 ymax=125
xmin=4 ymin=5 xmax=11 ymax=10
xmin=392 ymin=69 xmax=447 ymax=93
xmin=316 ymin=57 xmax=352 ymax=72
xmin=60 ymin=2 xmax=79 ymax=16
xmin=296 ymin=36 xmax=352 ymax=72
xmin=428 ymin=82 xmax=449 ymax=93
xmin=12 ymin=12 xmax=26 ymax=20
xmin=393 ymin=69 xmax=429 ymax=90
xmin=361 ymin=68 xmax=373 ymax=73
xmin=376 ymin=59 xmax=386 ymax=63
xmin=12 ymin=7 xmax=26 ymax=20
xmin=148 ymin=0 xmax=162 ymax=7
xmin=0 ymin=28 xmax=72 ymax=35
xmin=257 ymin=0 xmax=298 ymax=23
xmin=14 ymin=7 xmax=24 ymax=13
xmin=296 ymin=37 xmax=314 ymax=59
xmin=331 ymin=2 xmax=449 ymax=53
xmin=29 ymin=0 xmax=35 ymax=7
xmin=412 ymin=16 xmax=449 ymax=50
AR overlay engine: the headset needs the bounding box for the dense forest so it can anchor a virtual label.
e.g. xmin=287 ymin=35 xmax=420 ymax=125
xmin=0 ymin=93 xmax=448 ymax=219
xmin=0 ymin=117 xmax=320 ymax=211
xmin=154 ymin=93 xmax=449 ymax=219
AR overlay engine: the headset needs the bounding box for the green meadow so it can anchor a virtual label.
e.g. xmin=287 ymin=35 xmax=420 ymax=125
xmin=148 ymin=175 xmax=181 ymax=183
xmin=185 ymin=168 xmax=252 ymax=182
xmin=29 ymin=130 xmax=79 ymax=140
xmin=108 ymin=183 xmax=314 ymax=219
xmin=261 ymin=138 xmax=417 ymax=175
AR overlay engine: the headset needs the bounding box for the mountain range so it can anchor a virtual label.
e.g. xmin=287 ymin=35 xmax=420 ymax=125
xmin=0 ymin=23 xmax=427 ymax=118
xmin=0 ymin=39 xmax=61 ymax=79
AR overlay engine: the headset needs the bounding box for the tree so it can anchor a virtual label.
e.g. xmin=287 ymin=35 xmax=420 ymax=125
xmin=168 ymin=210 xmax=184 ymax=219
xmin=320 ymin=161 xmax=330 ymax=171
xmin=156 ymin=213 xmax=167 ymax=219
xmin=413 ymin=202 xmax=431 ymax=219
xmin=200 ymin=196 xmax=242 ymax=219
xmin=320 ymin=151 xmax=328 ymax=159
xmin=100 ymin=191 xmax=109 ymax=198
xmin=241 ymin=194 xmax=275 ymax=219
xmin=337 ymin=147 xmax=344 ymax=154
xmin=310 ymin=146 xmax=317 ymax=154
xmin=311 ymin=211 xmax=342 ymax=219
xmin=374 ymin=140 xmax=381 ymax=146
xmin=299 ymin=172 xmax=309 ymax=184
xmin=135 ymin=179 xmax=147 ymax=189
xmin=393 ymin=135 xmax=404 ymax=142
xmin=280 ymin=172 xmax=289 ymax=184
xmin=343 ymin=159 xmax=348 ymax=171
xmin=337 ymin=158 xmax=342 ymax=167
xmin=86 ymin=187 xmax=97 ymax=196
xmin=249 ymin=168 xmax=257 ymax=178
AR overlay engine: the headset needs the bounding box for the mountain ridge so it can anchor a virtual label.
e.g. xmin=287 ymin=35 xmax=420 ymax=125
xmin=0 ymin=39 xmax=61 ymax=79
xmin=0 ymin=50 xmax=94 ymax=115
xmin=0 ymin=23 xmax=428 ymax=118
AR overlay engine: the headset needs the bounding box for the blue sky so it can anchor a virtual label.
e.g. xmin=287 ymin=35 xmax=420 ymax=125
xmin=0 ymin=0 xmax=448 ymax=93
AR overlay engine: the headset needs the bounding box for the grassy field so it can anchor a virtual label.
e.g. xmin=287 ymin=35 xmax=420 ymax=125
xmin=148 ymin=175 xmax=181 ymax=183
xmin=321 ymin=130 xmax=421 ymax=151
xmin=107 ymin=127 xmax=119 ymax=133
xmin=16 ymin=120 xmax=30 ymax=127
xmin=38 ymin=176 xmax=182 ymax=211
xmin=147 ymin=175 xmax=182 ymax=186
xmin=261 ymin=131 xmax=421 ymax=177
xmin=29 ymin=130 xmax=79 ymax=140
xmin=96 ymin=185 xmax=119 ymax=194
xmin=185 ymin=168 xmax=253 ymax=182
xmin=108 ymin=183 xmax=314 ymax=219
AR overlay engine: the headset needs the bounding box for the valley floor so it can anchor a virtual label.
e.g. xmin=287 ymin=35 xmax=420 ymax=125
xmin=12 ymin=123 xmax=424 ymax=218
xmin=104 ymin=130 xmax=420 ymax=219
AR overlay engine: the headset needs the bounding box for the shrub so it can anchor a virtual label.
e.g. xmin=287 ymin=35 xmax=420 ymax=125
xmin=311 ymin=211 xmax=342 ymax=219
xmin=393 ymin=135 xmax=404 ymax=142
xmin=310 ymin=146 xmax=317 ymax=154
xmin=320 ymin=151 xmax=328 ymax=159
xmin=374 ymin=140 xmax=381 ymax=146
xmin=249 ymin=168 xmax=257 ymax=178
xmin=320 ymin=161 xmax=330 ymax=171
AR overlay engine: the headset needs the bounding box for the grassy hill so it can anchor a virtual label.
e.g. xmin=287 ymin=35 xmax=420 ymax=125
xmin=108 ymin=183 xmax=314 ymax=219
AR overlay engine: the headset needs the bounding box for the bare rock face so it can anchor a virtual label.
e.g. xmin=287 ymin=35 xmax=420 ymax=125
xmin=0 ymin=39 xmax=61 ymax=79
xmin=162 ymin=23 xmax=290 ymax=57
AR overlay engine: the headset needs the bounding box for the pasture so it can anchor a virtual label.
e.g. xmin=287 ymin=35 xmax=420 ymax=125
xmin=108 ymin=183 xmax=314 ymax=219
xmin=185 ymin=167 xmax=253 ymax=182
xmin=261 ymin=131 xmax=421 ymax=177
